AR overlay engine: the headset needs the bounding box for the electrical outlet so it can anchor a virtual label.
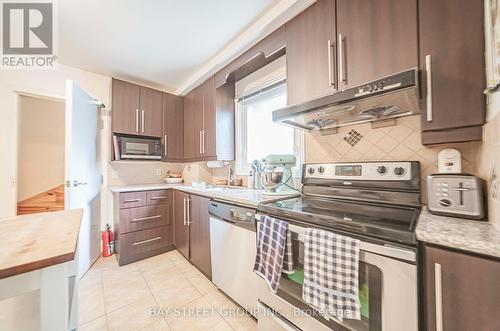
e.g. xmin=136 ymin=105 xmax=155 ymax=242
xmin=156 ymin=168 xmax=162 ymax=176
xmin=111 ymin=169 xmax=119 ymax=179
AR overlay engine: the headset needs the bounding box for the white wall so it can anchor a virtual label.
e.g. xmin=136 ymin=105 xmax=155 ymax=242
xmin=17 ymin=96 xmax=65 ymax=201
xmin=0 ymin=64 xmax=111 ymax=219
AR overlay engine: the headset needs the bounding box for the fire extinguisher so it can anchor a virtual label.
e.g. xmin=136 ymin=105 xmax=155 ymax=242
xmin=102 ymin=224 xmax=114 ymax=257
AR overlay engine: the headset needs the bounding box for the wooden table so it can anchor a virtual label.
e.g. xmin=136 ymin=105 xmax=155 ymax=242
xmin=0 ymin=209 xmax=82 ymax=331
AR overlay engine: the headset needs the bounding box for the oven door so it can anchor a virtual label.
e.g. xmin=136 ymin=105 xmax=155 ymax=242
xmin=256 ymin=217 xmax=418 ymax=331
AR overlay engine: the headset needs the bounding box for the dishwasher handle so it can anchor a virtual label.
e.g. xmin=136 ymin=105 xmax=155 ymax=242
xmin=209 ymin=214 xmax=256 ymax=232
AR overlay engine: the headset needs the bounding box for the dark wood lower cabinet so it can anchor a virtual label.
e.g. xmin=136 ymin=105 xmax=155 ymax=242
xmin=173 ymin=190 xmax=190 ymax=259
xmin=424 ymin=245 xmax=500 ymax=331
xmin=188 ymin=195 xmax=212 ymax=279
xmin=115 ymin=189 xmax=174 ymax=266
xmin=173 ymin=190 xmax=212 ymax=279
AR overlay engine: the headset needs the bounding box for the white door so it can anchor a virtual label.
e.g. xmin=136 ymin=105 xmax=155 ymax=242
xmin=64 ymin=80 xmax=101 ymax=279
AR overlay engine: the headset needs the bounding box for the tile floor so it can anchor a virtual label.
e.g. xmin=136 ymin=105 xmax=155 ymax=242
xmin=78 ymin=250 xmax=257 ymax=331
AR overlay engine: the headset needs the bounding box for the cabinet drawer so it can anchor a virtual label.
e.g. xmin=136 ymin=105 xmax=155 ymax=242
xmin=119 ymin=191 xmax=147 ymax=209
xmin=147 ymin=190 xmax=169 ymax=205
xmin=118 ymin=226 xmax=170 ymax=265
xmin=119 ymin=204 xmax=169 ymax=233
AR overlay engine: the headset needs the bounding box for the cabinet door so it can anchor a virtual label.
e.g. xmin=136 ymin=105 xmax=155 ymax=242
xmin=336 ymin=0 xmax=418 ymax=89
xmin=173 ymin=190 xmax=189 ymax=259
xmin=419 ymin=0 xmax=485 ymax=142
xmin=183 ymin=87 xmax=203 ymax=159
xmin=201 ymin=77 xmax=216 ymax=158
xmin=188 ymin=195 xmax=212 ymax=279
xmin=162 ymin=93 xmax=184 ymax=160
xmin=112 ymin=78 xmax=140 ymax=135
xmin=286 ymin=0 xmax=336 ymax=105
xmin=424 ymin=245 xmax=500 ymax=331
xmin=139 ymin=86 xmax=163 ymax=137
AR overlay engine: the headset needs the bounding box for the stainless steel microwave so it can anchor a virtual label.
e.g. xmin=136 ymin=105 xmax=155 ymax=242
xmin=116 ymin=135 xmax=162 ymax=160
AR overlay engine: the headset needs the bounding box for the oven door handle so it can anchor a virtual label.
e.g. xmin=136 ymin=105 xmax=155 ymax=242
xmin=256 ymin=213 xmax=416 ymax=262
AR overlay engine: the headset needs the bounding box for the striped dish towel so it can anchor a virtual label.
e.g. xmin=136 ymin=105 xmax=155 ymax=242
xmin=253 ymin=215 xmax=294 ymax=293
xmin=302 ymin=228 xmax=361 ymax=322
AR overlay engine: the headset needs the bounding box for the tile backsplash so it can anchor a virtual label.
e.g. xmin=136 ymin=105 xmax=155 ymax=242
xmin=108 ymin=162 xmax=183 ymax=186
xmin=305 ymin=115 xmax=482 ymax=202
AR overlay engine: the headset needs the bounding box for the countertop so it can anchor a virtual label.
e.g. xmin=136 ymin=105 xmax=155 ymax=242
xmin=0 ymin=209 xmax=83 ymax=279
xmin=416 ymin=208 xmax=500 ymax=259
xmin=108 ymin=183 xmax=298 ymax=208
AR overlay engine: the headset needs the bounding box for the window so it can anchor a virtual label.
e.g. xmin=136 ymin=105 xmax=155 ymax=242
xmin=235 ymin=58 xmax=304 ymax=176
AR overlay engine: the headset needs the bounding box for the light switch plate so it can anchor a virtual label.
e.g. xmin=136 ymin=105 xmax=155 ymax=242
xmin=156 ymin=168 xmax=162 ymax=176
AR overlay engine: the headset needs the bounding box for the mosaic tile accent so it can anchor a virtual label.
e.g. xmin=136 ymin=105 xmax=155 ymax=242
xmin=343 ymin=129 xmax=363 ymax=146
xmin=305 ymin=115 xmax=482 ymax=202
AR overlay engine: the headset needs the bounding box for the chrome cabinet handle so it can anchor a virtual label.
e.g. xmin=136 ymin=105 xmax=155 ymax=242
xmin=131 ymin=215 xmax=162 ymax=223
xmin=164 ymin=134 xmax=168 ymax=157
xmin=435 ymin=263 xmax=443 ymax=331
xmin=327 ymin=39 xmax=337 ymax=88
xmin=123 ymin=198 xmax=141 ymax=203
xmin=141 ymin=110 xmax=145 ymax=133
xmin=338 ymin=34 xmax=347 ymax=84
xmin=135 ymin=109 xmax=139 ymax=132
xmin=199 ymin=130 xmax=203 ymax=155
xmin=425 ymin=55 xmax=433 ymax=122
xmin=187 ymin=198 xmax=191 ymax=225
xmin=202 ymin=130 xmax=205 ymax=155
xmin=132 ymin=236 xmax=161 ymax=246
xmin=183 ymin=197 xmax=187 ymax=225
xmin=151 ymin=196 xmax=167 ymax=200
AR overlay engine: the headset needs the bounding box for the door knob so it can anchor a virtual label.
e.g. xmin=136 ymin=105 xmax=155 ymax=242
xmin=73 ymin=180 xmax=88 ymax=187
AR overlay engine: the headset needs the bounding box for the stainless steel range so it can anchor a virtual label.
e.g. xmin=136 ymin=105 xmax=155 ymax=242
xmin=256 ymin=161 xmax=421 ymax=331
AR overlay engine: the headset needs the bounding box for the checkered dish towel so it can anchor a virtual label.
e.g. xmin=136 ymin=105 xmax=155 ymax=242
xmin=253 ymin=216 xmax=294 ymax=293
xmin=302 ymin=228 xmax=361 ymax=322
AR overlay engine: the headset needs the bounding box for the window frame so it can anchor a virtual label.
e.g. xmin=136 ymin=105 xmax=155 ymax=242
xmin=235 ymin=81 xmax=304 ymax=177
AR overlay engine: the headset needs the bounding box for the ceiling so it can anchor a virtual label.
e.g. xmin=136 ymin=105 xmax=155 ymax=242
xmin=58 ymin=0 xmax=281 ymax=93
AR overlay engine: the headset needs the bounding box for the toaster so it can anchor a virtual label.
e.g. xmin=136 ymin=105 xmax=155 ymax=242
xmin=427 ymin=174 xmax=485 ymax=220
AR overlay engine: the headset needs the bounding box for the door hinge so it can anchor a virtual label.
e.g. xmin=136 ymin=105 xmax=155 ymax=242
xmin=65 ymin=180 xmax=71 ymax=188
xmin=100 ymin=119 xmax=104 ymax=130
xmin=10 ymin=177 xmax=17 ymax=188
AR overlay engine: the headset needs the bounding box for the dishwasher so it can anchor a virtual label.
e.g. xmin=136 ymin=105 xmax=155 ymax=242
xmin=209 ymin=200 xmax=261 ymax=316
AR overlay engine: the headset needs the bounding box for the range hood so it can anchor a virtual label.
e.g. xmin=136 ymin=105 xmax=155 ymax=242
xmin=273 ymin=69 xmax=420 ymax=133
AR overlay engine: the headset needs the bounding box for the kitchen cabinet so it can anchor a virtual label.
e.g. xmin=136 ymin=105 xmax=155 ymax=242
xmin=188 ymin=195 xmax=212 ymax=279
xmin=173 ymin=190 xmax=212 ymax=278
xmin=286 ymin=0 xmax=337 ymax=105
xmin=114 ymin=189 xmax=173 ymax=266
xmin=112 ymin=79 xmax=140 ymax=135
xmin=335 ymin=0 xmax=418 ymax=89
xmin=162 ymin=92 xmax=184 ymax=161
xmin=424 ymin=245 xmax=500 ymax=331
xmin=419 ymin=0 xmax=486 ymax=144
xmin=285 ymin=0 xmax=417 ymax=105
xmin=112 ymin=78 xmax=163 ymax=137
xmin=173 ymin=190 xmax=190 ymax=259
xmin=183 ymin=77 xmax=234 ymax=162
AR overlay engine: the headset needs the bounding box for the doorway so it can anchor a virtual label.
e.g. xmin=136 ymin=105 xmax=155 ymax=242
xmin=16 ymin=95 xmax=66 ymax=215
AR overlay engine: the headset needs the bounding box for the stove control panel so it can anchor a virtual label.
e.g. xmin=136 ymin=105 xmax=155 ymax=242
xmin=304 ymin=162 xmax=412 ymax=181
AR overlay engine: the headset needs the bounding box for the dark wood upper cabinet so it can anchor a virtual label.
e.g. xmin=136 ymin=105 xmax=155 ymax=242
xmin=162 ymin=92 xmax=184 ymax=161
xmin=112 ymin=78 xmax=140 ymax=135
xmin=173 ymin=190 xmax=189 ymax=260
xmin=183 ymin=87 xmax=203 ymax=159
xmin=424 ymin=245 xmax=500 ymax=331
xmin=419 ymin=0 xmax=486 ymax=144
xmin=183 ymin=76 xmax=234 ymax=162
xmin=286 ymin=0 xmax=337 ymax=105
xmin=201 ymin=77 xmax=216 ymax=158
xmin=188 ymin=195 xmax=212 ymax=279
xmin=139 ymin=86 xmax=163 ymax=137
xmin=336 ymin=0 xmax=418 ymax=89
xmin=112 ymin=79 xmax=163 ymax=137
